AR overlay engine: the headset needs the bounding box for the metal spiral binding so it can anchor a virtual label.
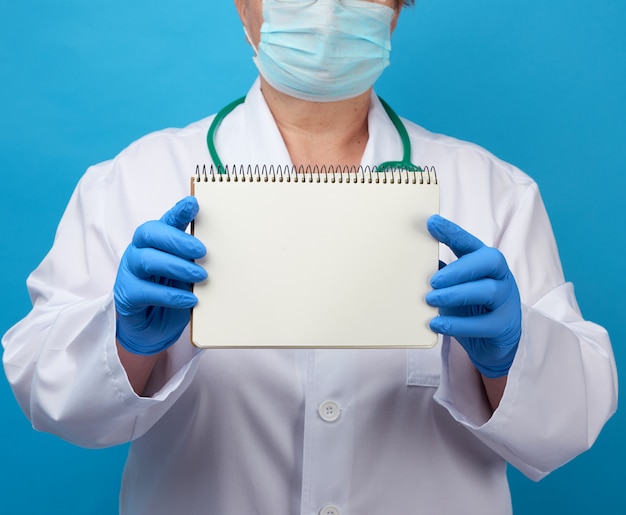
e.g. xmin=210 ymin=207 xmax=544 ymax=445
xmin=194 ymin=164 xmax=437 ymax=185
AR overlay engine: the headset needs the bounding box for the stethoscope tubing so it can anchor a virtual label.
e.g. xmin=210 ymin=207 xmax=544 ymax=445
xmin=206 ymin=95 xmax=421 ymax=173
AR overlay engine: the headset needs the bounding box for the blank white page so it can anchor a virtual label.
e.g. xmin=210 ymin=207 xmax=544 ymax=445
xmin=191 ymin=167 xmax=439 ymax=348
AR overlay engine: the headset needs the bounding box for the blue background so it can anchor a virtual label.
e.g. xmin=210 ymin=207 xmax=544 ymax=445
xmin=1 ymin=0 xmax=624 ymax=513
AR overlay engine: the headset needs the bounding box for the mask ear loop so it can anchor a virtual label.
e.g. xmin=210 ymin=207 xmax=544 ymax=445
xmin=243 ymin=25 xmax=259 ymax=56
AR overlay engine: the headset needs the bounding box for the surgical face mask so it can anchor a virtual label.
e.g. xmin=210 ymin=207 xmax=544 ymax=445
xmin=249 ymin=0 xmax=395 ymax=102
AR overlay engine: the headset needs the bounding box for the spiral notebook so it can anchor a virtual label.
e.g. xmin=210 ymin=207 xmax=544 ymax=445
xmin=190 ymin=165 xmax=440 ymax=349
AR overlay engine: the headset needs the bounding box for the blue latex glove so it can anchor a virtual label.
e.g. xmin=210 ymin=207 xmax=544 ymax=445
xmin=114 ymin=196 xmax=207 ymax=355
xmin=425 ymin=215 xmax=521 ymax=378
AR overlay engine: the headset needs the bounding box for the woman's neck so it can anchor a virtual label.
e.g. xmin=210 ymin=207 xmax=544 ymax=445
xmin=259 ymin=77 xmax=371 ymax=170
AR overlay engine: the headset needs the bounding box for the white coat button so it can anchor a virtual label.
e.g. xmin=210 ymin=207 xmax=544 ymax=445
xmin=319 ymin=505 xmax=340 ymax=515
xmin=318 ymin=400 xmax=341 ymax=422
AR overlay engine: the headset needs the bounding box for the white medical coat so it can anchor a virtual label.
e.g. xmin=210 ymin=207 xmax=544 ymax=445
xmin=2 ymin=80 xmax=618 ymax=515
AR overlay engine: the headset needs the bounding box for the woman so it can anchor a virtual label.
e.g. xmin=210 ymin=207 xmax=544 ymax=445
xmin=3 ymin=1 xmax=617 ymax=513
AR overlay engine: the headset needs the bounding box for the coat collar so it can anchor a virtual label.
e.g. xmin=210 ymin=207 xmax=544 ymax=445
xmin=213 ymin=78 xmax=404 ymax=170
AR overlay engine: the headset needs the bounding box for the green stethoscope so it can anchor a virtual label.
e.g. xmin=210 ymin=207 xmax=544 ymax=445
xmin=206 ymin=96 xmax=422 ymax=173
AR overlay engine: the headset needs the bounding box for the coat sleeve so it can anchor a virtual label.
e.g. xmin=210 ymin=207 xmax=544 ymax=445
xmin=433 ymin=181 xmax=618 ymax=480
xmin=2 ymin=159 xmax=203 ymax=449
